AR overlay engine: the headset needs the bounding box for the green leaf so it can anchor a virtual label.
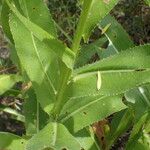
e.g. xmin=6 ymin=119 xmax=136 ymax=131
xmin=144 ymin=0 xmax=150 ymax=6
xmin=74 ymin=128 xmax=101 ymax=150
xmin=26 ymin=122 xmax=81 ymax=150
xmin=0 ymin=74 xmax=21 ymax=95
xmin=105 ymin=109 xmax=133 ymax=149
xmin=60 ymin=95 xmax=126 ymax=132
xmin=70 ymin=70 xmax=150 ymax=98
xmin=126 ymin=112 xmax=150 ymax=150
xmin=6 ymin=0 xmax=75 ymax=69
xmin=79 ymin=0 xmax=119 ymax=42
xmin=74 ymin=44 xmax=150 ymax=75
xmin=1 ymin=1 xmax=13 ymax=42
xmin=18 ymin=0 xmax=57 ymax=37
xmin=75 ymin=14 xmax=134 ymax=68
xmin=99 ymin=14 xmax=134 ymax=58
xmin=75 ymin=36 xmax=107 ymax=68
xmin=9 ymin=13 xmax=58 ymax=113
xmin=0 ymin=132 xmax=26 ymax=150
xmin=24 ymin=88 xmax=49 ymax=136
xmin=125 ymin=87 xmax=150 ymax=121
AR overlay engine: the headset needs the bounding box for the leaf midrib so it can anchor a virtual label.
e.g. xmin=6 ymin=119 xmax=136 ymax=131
xmin=73 ymin=69 xmax=150 ymax=80
xmin=61 ymin=95 xmax=106 ymax=122
xmin=23 ymin=0 xmax=57 ymax=95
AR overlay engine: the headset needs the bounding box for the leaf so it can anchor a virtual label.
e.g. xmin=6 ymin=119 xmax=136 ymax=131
xmin=60 ymin=95 xmax=126 ymax=132
xmin=144 ymin=0 xmax=150 ymax=6
xmin=99 ymin=14 xmax=134 ymax=58
xmin=0 ymin=74 xmax=21 ymax=95
xmin=74 ymin=128 xmax=101 ymax=150
xmin=9 ymin=13 xmax=57 ymax=114
xmin=125 ymin=87 xmax=150 ymax=149
xmin=1 ymin=1 xmax=13 ymax=42
xmin=70 ymin=70 xmax=150 ymax=98
xmin=79 ymin=0 xmax=119 ymax=42
xmin=125 ymin=87 xmax=150 ymax=121
xmin=100 ymin=15 xmax=134 ymax=52
xmin=18 ymin=0 xmax=57 ymax=37
xmin=59 ymin=45 xmax=150 ymax=132
xmin=0 ymin=132 xmax=26 ymax=150
xmin=26 ymin=122 xmax=81 ymax=150
xmin=6 ymin=0 xmax=75 ymax=69
xmin=126 ymin=112 xmax=150 ymax=150
xmin=105 ymin=109 xmax=133 ymax=149
xmin=74 ymin=14 xmax=134 ymax=67
xmin=74 ymin=36 xmax=107 ymax=68
xmin=24 ymin=88 xmax=49 ymax=136
xmin=74 ymin=44 xmax=150 ymax=75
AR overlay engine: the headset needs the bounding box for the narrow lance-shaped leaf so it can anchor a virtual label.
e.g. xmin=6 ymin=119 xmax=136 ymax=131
xmin=18 ymin=0 xmax=57 ymax=37
xmin=9 ymin=13 xmax=57 ymax=113
xmin=126 ymin=112 xmax=150 ymax=149
xmin=79 ymin=0 xmax=119 ymax=42
xmin=99 ymin=14 xmax=134 ymax=58
xmin=59 ymin=95 xmax=126 ymax=132
xmin=71 ymin=68 xmax=150 ymax=98
xmin=74 ymin=44 xmax=150 ymax=75
xmin=1 ymin=1 xmax=13 ymax=42
xmin=105 ymin=109 xmax=133 ymax=150
xmin=74 ymin=36 xmax=107 ymax=68
xmin=26 ymin=122 xmax=81 ymax=150
xmin=6 ymin=0 xmax=75 ymax=69
xmin=71 ymin=45 xmax=150 ymax=98
xmin=58 ymin=45 xmax=150 ymax=132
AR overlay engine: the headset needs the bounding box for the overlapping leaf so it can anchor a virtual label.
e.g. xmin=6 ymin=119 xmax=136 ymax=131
xmin=74 ymin=128 xmax=101 ymax=150
xmin=60 ymin=95 xmax=126 ymax=132
xmin=18 ymin=0 xmax=57 ymax=37
xmin=7 ymin=0 xmax=66 ymax=114
xmin=9 ymin=13 xmax=57 ymax=113
xmin=126 ymin=112 xmax=150 ymax=149
xmin=58 ymin=44 xmax=150 ymax=132
xmin=74 ymin=44 xmax=150 ymax=75
xmin=6 ymin=0 xmax=75 ymax=69
xmin=26 ymin=122 xmax=81 ymax=150
xmin=79 ymin=0 xmax=119 ymax=41
xmin=99 ymin=15 xmax=134 ymax=58
xmin=75 ymin=36 xmax=107 ymax=68
xmin=24 ymin=88 xmax=49 ymax=136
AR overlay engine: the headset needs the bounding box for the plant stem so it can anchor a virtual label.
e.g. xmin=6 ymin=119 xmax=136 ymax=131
xmin=72 ymin=0 xmax=93 ymax=55
xmin=52 ymin=68 xmax=71 ymax=119
xmin=52 ymin=0 xmax=93 ymax=119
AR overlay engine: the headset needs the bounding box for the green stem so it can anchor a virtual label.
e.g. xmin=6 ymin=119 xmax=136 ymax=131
xmin=52 ymin=0 xmax=93 ymax=118
xmin=72 ymin=0 xmax=93 ymax=54
xmin=52 ymin=69 xmax=71 ymax=119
